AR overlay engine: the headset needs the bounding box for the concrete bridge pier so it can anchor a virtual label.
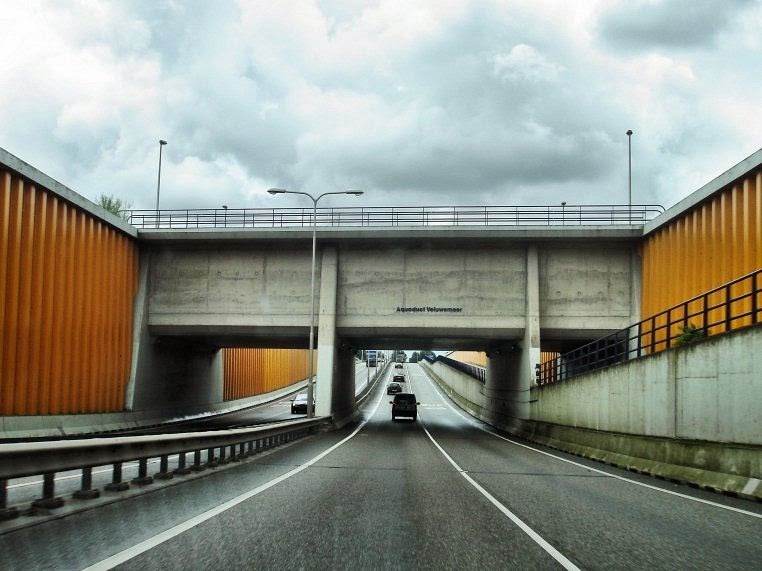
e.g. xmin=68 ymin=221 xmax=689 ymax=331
xmin=314 ymin=246 xmax=355 ymax=424
xmin=483 ymin=246 xmax=541 ymax=430
xmin=126 ymin=251 xmax=225 ymax=415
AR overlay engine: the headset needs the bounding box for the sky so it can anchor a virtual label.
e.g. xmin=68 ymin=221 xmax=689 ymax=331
xmin=1 ymin=0 xmax=760 ymax=212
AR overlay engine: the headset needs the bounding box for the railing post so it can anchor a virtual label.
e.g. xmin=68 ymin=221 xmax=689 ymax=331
xmin=725 ymin=283 xmax=732 ymax=332
xmin=32 ymin=473 xmax=65 ymax=509
xmin=132 ymin=458 xmax=154 ymax=485
xmin=753 ymin=272 xmax=759 ymax=325
xmin=155 ymin=455 xmax=174 ymax=480
xmin=105 ymin=462 xmax=130 ymax=492
xmin=174 ymin=452 xmax=191 ymax=475
xmin=0 ymin=479 xmax=19 ymax=520
xmin=73 ymin=467 xmax=101 ymax=499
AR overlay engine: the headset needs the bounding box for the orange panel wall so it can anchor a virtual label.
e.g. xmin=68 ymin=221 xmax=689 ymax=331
xmin=447 ymin=351 xmax=487 ymax=367
xmin=223 ymin=348 xmax=311 ymax=401
xmin=0 ymin=168 xmax=139 ymax=415
xmin=640 ymin=166 xmax=762 ymax=333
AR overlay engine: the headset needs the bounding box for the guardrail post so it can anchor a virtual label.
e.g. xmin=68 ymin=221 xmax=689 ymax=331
xmin=190 ymin=450 xmax=206 ymax=472
xmin=0 ymin=479 xmax=19 ymax=520
xmin=32 ymin=473 xmax=65 ymax=508
xmin=132 ymin=459 xmax=154 ymax=485
xmin=155 ymin=455 xmax=173 ymax=480
xmin=105 ymin=463 xmax=130 ymax=492
xmin=174 ymin=452 xmax=191 ymax=475
xmin=207 ymin=447 xmax=218 ymax=468
xmin=73 ymin=467 xmax=101 ymax=499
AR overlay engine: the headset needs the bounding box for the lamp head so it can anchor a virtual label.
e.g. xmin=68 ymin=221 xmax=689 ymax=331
xmin=267 ymin=188 xmax=287 ymax=195
xmin=159 ymin=140 xmax=167 ymax=145
xmin=345 ymin=190 xmax=364 ymax=196
xmin=626 ymin=130 xmax=633 ymax=136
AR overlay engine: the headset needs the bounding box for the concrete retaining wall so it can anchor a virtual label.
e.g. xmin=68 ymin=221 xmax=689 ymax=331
xmin=420 ymin=326 xmax=762 ymax=500
xmin=532 ymin=324 xmax=762 ymax=446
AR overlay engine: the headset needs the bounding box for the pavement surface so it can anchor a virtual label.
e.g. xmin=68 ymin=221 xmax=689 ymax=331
xmin=1 ymin=362 xmax=760 ymax=570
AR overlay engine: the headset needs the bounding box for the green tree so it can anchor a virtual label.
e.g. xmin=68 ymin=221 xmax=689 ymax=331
xmin=97 ymin=193 xmax=132 ymax=220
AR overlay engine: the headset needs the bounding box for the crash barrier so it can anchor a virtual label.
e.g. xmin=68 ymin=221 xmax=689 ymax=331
xmin=422 ymin=355 xmax=485 ymax=383
xmin=537 ymin=268 xmax=762 ymax=385
xmin=127 ymin=204 xmax=664 ymax=229
xmin=0 ymin=416 xmax=329 ymax=521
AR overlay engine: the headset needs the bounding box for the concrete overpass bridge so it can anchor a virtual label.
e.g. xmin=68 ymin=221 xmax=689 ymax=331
xmin=129 ymin=208 xmax=652 ymax=421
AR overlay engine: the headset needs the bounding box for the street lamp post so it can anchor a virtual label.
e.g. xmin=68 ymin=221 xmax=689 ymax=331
xmin=156 ymin=140 xmax=167 ymax=227
xmin=626 ymin=130 xmax=633 ymax=222
xmin=267 ymin=188 xmax=364 ymax=417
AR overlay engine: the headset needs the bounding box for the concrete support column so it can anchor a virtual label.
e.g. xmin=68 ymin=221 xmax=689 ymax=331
xmin=315 ymin=246 xmax=338 ymax=417
xmin=483 ymin=245 xmax=540 ymax=429
xmin=332 ymin=345 xmax=358 ymax=426
xmin=524 ymin=245 xmax=541 ymax=391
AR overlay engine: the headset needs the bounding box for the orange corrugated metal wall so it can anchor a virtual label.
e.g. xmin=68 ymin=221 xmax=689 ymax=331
xmin=640 ymin=166 xmax=762 ymax=341
xmin=447 ymin=351 xmax=487 ymax=367
xmin=0 ymin=168 xmax=139 ymax=415
xmin=223 ymin=348 xmax=311 ymax=401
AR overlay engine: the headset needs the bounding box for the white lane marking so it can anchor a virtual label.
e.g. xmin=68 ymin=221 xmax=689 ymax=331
xmin=417 ymin=365 xmax=762 ymax=519
xmin=421 ymin=424 xmax=580 ymax=571
xmin=84 ymin=395 xmax=386 ymax=571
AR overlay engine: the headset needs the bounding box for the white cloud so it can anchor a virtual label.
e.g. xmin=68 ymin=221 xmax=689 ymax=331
xmin=0 ymin=0 xmax=759 ymax=212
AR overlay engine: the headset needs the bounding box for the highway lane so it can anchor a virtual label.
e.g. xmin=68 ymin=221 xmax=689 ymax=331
xmin=1 ymin=363 xmax=759 ymax=570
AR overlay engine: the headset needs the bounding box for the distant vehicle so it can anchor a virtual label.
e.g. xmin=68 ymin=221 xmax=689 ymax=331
xmin=366 ymin=350 xmax=377 ymax=367
xmin=386 ymin=382 xmax=403 ymax=395
xmin=393 ymin=374 xmax=405 ymax=383
xmin=291 ymin=393 xmax=312 ymax=414
xmin=390 ymin=393 xmax=419 ymax=421
xmin=394 ymin=363 xmax=404 ymax=369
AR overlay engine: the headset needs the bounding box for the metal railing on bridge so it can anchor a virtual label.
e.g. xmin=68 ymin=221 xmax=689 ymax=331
xmin=126 ymin=204 xmax=665 ymax=230
xmin=536 ymin=268 xmax=762 ymax=385
xmin=423 ymin=354 xmax=486 ymax=383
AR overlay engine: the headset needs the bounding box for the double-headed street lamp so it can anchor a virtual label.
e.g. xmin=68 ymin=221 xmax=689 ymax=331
xmin=267 ymin=188 xmax=364 ymax=417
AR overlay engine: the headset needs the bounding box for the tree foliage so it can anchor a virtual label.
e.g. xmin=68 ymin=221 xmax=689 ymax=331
xmin=97 ymin=193 xmax=132 ymax=220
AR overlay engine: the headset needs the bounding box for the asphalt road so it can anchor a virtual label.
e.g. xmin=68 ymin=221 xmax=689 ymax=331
xmin=1 ymin=363 xmax=760 ymax=570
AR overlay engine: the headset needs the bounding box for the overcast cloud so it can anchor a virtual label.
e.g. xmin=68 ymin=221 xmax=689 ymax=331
xmin=0 ymin=0 xmax=760 ymax=211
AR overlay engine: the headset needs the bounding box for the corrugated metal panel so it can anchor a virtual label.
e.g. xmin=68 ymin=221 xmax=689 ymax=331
xmin=641 ymin=166 xmax=762 ymax=339
xmin=0 ymin=168 xmax=138 ymax=415
xmin=447 ymin=351 xmax=487 ymax=367
xmin=223 ymin=348 xmax=311 ymax=400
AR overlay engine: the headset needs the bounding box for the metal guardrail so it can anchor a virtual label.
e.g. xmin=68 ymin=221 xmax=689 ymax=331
xmin=125 ymin=204 xmax=665 ymax=230
xmin=423 ymin=354 xmax=486 ymax=383
xmin=0 ymin=417 xmax=329 ymax=520
xmin=536 ymin=269 xmax=762 ymax=385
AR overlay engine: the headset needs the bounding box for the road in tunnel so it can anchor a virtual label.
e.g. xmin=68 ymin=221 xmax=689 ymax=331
xmin=1 ymin=364 xmax=759 ymax=570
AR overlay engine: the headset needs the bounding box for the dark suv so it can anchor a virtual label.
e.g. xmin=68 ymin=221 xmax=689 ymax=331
xmin=393 ymin=373 xmax=405 ymax=383
xmin=390 ymin=393 xmax=419 ymax=421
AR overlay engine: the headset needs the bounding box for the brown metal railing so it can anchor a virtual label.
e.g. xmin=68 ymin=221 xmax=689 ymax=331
xmin=536 ymin=268 xmax=762 ymax=385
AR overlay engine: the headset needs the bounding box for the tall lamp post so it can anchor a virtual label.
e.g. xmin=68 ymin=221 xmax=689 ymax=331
xmin=267 ymin=188 xmax=364 ymax=417
xmin=626 ymin=130 xmax=633 ymax=222
xmin=156 ymin=139 xmax=167 ymax=227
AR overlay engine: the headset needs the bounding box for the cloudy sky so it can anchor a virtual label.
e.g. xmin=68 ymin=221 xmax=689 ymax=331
xmin=1 ymin=0 xmax=760 ymax=212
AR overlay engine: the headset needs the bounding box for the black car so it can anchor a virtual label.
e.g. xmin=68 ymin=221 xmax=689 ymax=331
xmin=390 ymin=393 xmax=419 ymax=421
xmin=393 ymin=374 xmax=405 ymax=383
xmin=394 ymin=363 xmax=404 ymax=369
xmin=386 ymin=382 xmax=403 ymax=394
xmin=291 ymin=393 xmax=312 ymax=414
